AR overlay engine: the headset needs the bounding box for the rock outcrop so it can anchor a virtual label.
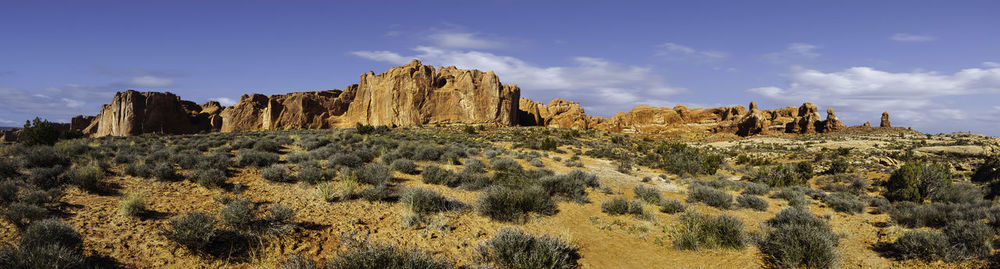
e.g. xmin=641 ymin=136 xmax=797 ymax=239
xmin=518 ymin=98 xmax=590 ymax=129
xmin=818 ymin=107 xmax=846 ymax=133
xmin=881 ymin=112 xmax=891 ymax=127
xmin=82 ymin=90 xmax=204 ymax=136
xmin=737 ymin=101 xmax=769 ymax=136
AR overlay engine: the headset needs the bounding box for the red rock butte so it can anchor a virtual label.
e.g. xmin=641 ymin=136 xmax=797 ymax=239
xmin=66 ymin=60 xmax=885 ymax=138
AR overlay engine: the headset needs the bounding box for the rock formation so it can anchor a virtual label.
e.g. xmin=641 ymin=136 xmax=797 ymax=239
xmin=881 ymin=112 xmax=891 ymax=127
xmin=863 ymin=121 xmax=871 ymax=127
xmin=69 ymin=60 xmax=865 ymax=138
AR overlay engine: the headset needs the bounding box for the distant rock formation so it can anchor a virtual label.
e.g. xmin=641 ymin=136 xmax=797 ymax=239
xmin=863 ymin=121 xmax=871 ymax=127
xmin=881 ymin=112 xmax=891 ymax=127
xmin=70 ymin=60 xmax=868 ymax=138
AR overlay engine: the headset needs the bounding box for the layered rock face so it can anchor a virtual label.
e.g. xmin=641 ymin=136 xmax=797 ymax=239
xmin=79 ymin=60 xmax=522 ymax=136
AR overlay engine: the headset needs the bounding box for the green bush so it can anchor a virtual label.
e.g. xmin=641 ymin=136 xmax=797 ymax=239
xmin=18 ymin=118 xmax=60 ymax=146
xmin=354 ymin=163 xmax=390 ymax=186
xmin=601 ymin=197 xmax=644 ymax=216
xmin=153 ymin=163 xmax=180 ymax=181
xmin=825 ymin=158 xmax=849 ymax=174
xmin=119 ymin=193 xmax=147 ymax=217
xmin=687 ymin=186 xmax=732 ymax=209
xmin=643 ymin=143 xmax=722 ymax=176
xmin=421 ymin=166 xmax=459 ymax=187
xmin=390 ymin=159 xmax=418 ymax=174
xmin=660 ymin=199 xmax=687 ymax=214
xmin=736 ymin=194 xmax=768 ymax=211
xmin=673 ymin=211 xmax=745 ymax=250
xmin=164 ymin=212 xmax=216 ymax=251
xmin=823 ymin=192 xmax=864 ymax=214
xmin=328 ymin=243 xmax=451 ymax=269
xmin=193 ymin=168 xmax=226 ymax=188
xmin=477 ymin=228 xmax=579 ymax=269
xmin=885 ymin=162 xmax=952 ymax=203
xmin=760 ymin=207 xmax=838 ymax=269
xmin=476 ymin=185 xmax=556 ymax=223
xmin=751 ymin=164 xmax=808 ymax=187
xmin=262 ymin=164 xmax=289 ymax=182
xmin=236 ymin=149 xmax=279 ymax=167
xmin=942 ymin=220 xmax=994 ymax=261
xmin=3 ymin=202 xmax=48 ymax=228
xmin=893 ymin=230 xmax=946 ymax=261
xmin=634 ymin=185 xmax=663 ymax=204
xmin=219 ymin=198 xmax=254 ymax=229
xmin=401 ymin=188 xmax=450 ymax=214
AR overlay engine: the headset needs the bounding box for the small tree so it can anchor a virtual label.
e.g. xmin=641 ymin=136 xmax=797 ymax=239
xmin=19 ymin=118 xmax=60 ymax=146
xmin=886 ymin=162 xmax=952 ymax=203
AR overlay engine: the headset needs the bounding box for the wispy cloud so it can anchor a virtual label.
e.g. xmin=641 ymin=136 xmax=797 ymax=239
xmin=984 ymin=62 xmax=1000 ymax=68
xmin=890 ymin=33 xmax=936 ymax=42
xmin=210 ymin=97 xmax=237 ymax=106
xmin=762 ymin=42 xmax=820 ymax=64
xmin=429 ymin=31 xmax=503 ymax=49
xmin=655 ymin=42 xmax=728 ymax=62
xmin=128 ymin=76 xmax=174 ymax=88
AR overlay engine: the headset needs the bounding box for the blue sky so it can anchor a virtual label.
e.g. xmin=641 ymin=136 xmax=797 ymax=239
xmin=1 ymin=0 xmax=998 ymax=135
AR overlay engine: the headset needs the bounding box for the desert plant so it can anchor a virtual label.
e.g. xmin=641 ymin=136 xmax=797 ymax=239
xmin=18 ymin=218 xmax=82 ymax=250
xmin=537 ymin=170 xmax=599 ymax=203
xmin=477 ymin=185 xmax=556 ymax=223
xmin=262 ymin=164 xmax=289 ymax=182
xmin=673 ymin=211 xmax=745 ymax=250
xmin=736 ymin=194 xmax=768 ymax=211
xmin=125 ymin=162 xmax=153 ymax=178
xmin=328 ymin=243 xmax=451 ymax=269
xmin=164 ymin=212 xmax=216 ymax=251
xmin=153 ymin=163 xmax=180 ymax=181
xmin=942 ymin=220 xmax=994 ymax=261
xmin=687 ymin=186 xmax=732 ymax=209
xmin=2 ymin=202 xmax=48 ymax=228
xmin=660 ymin=199 xmax=687 ymax=214
xmin=893 ymin=230 xmax=946 ymax=261
xmin=21 ymin=145 xmax=68 ymax=168
xmin=354 ymin=163 xmax=390 ymax=186
xmin=297 ymin=165 xmax=326 ymax=184
xmin=26 ymin=165 xmax=66 ymax=189
xmin=885 ymin=162 xmax=952 ymax=203
xmin=461 ymin=158 xmax=486 ymax=174
xmin=760 ymin=207 xmax=838 ymax=269
xmin=771 ymin=188 xmax=808 ymax=207
xmin=193 ymin=168 xmax=226 ymax=188
xmin=236 ymin=149 xmax=279 ymax=167
xmin=601 ymin=197 xmax=645 ymax=216
xmin=823 ymin=192 xmax=864 ymax=214
xmin=361 ymin=184 xmax=393 ymax=202
xmin=476 ymin=228 xmax=579 ymax=269
xmin=401 ymin=188 xmax=450 ymax=214
xmin=634 ymin=185 xmax=664 ymax=204
xmin=119 ymin=193 xmax=147 ymax=217
xmin=318 ymin=179 xmax=359 ymax=202
xmin=219 ymin=198 xmax=254 ymax=229
xmin=0 ymin=181 xmax=16 ymax=204
xmin=741 ymin=182 xmax=771 ymax=195
xmin=69 ymin=161 xmax=104 ymax=193
xmin=18 ymin=118 xmax=61 ymax=146
xmin=421 ymin=165 xmax=459 ymax=187
xmin=390 ymin=159 xmax=418 ymax=174
xmin=329 ymin=153 xmax=364 ymax=168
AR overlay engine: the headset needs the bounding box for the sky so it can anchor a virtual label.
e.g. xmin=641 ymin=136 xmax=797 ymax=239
xmin=1 ymin=0 xmax=998 ymax=135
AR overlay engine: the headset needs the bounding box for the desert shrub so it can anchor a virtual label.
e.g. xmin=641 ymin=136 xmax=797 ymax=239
xmin=643 ymin=143 xmax=722 ymax=176
xmin=193 ymin=168 xmax=226 ymax=188
xmin=823 ymin=192 xmax=864 ymax=214
xmin=361 ymin=184 xmax=393 ymax=202
xmin=889 ymin=201 xmax=990 ymax=228
xmin=736 ymin=194 xmax=768 ymax=211
xmin=825 ymin=158 xmax=849 ymax=174
xmin=164 ymin=212 xmax=216 ymax=251
xmin=278 ymin=253 xmax=321 ymax=269
xmin=528 ymin=158 xmax=544 ymax=167
xmin=673 ymin=211 xmax=745 ymax=250
xmin=317 ymin=180 xmax=359 ymax=202
xmin=687 ymin=186 xmax=732 ymax=209
xmin=771 ymin=188 xmax=808 ymax=207
xmin=601 ymin=197 xmax=644 ymax=216
xmin=869 ymin=196 xmax=892 ymax=214
xmin=19 ymin=218 xmax=82 ymax=250
xmin=741 ymin=182 xmax=770 ymax=195
xmin=421 ymin=166 xmax=459 ymax=187
xmin=0 ymin=181 xmax=16 ymax=204
xmin=286 ymin=152 xmax=313 ymax=163
xmin=297 ymin=136 xmax=330 ymax=151
xmin=457 ymin=172 xmax=492 ymax=191
xmin=633 ymin=185 xmax=663 ymax=204
xmin=885 ymin=162 xmax=952 ymax=203
xmin=390 ymin=159 xmax=418 ymax=174
xmin=125 ymin=162 xmax=153 ymax=178
xmin=930 ymin=183 xmax=984 ymax=204
xmin=262 ymin=164 xmax=289 ymax=182
xmin=538 ymin=170 xmax=599 ymax=203
xmin=17 ymin=189 xmax=55 ymax=206
xmin=153 ymin=163 xmax=180 ymax=181
xmin=329 ymin=153 xmax=364 ymax=168
xmin=3 ymin=202 xmax=48 ymax=228
xmin=298 ymin=165 xmax=326 ymax=184
xmin=253 ymin=139 xmax=282 ymax=153
xmin=328 ymin=243 xmax=451 ymax=269
xmin=401 ymin=188 xmax=450 ymax=214
xmin=26 ymin=165 xmax=65 ymax=189
xmin=18 ymin=118 xmax=60 ymax=146
xmin=491 ymin=157 xmax=523 ymax=173
xmin=477 ymin=185 xmax=556 ymax=223
xmin=119 ymin=193 xmax=147 ymax=217
xmin=656 ymin=199 xmax=686 ymax=215
xmin=412 ymin=145 xmax=444 ymax=161
xmin=68 ymin=161 xmax=104 ymax=193
xmin=219 ymin=198 xmax=254 ymax=229
xmin=461 ymin=158 xmax=486 ymax=174
xmin=21 ymin=146 xmax=68 ymax=168
xmin=0 ymin=244 xmax=86 ymax=268
xmin=0 ymin=158 xmax=18 ymax=180
xmin=796 ymin=161 xmax=815 ymax=179
xmin=354 ymin=163 xmax=390 ymax=186
xmin=750 ymin=164 xmax=808 ymax=187
xmin=760 ymin=207 xmax=838 ymax=269
xmin=477 ymin=228 xmax=579 ymax=269
xmin=942 ymin=220 xmax=994 ymax=261
xmin=171 ymin=152 xmax=199 ymax=169
xmin=236 ymin=149 xmax=279 ymax=167
xmin=893 ymin=230 xmax=946 ymax=261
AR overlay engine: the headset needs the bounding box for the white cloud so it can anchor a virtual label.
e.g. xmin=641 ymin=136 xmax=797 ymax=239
xmin=750 ymin=65 xmax=1000 ymax=132
xmin=210 ymin=97 xmax=237 ymax=106
xmin=891 ymin=33 xmax=936 ymax=42
xmin=655 ymin=42 xmax=728 ymax=62
xmin=0 ymin=118 xmax=15 ymax=125
xmin=429 ymin=32 xmax=501 ymax=49
xmin=352 ymin=46 xmax=683 ymax=116
xmin=0 ymin=85 xmax=114 ymax=122
xmin=984 ymin=62 xmax=1000 ymax=68
xmin=129 ymin=75 xmax=173 ymax=88
xmin=763 ymin=43 xmax=820 ymax=63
